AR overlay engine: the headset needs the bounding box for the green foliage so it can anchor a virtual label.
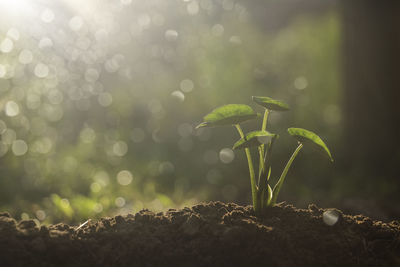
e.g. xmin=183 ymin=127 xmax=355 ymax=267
xmin=196 ymin=104 xmax=259 ymax=129
xmin=233 ymin=130 xmax=278 ymax=150
xmin=288 ymin=128 xmax=333 ymax=162
xmin=252 ymin=96 xmax=290 ymax=111
xmin=198 ymin=96 xmax=333 ymax=215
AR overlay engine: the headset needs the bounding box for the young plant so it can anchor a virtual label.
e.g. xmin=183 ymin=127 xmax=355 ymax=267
xmin=196 ymin=96 xmax=333 ymax=215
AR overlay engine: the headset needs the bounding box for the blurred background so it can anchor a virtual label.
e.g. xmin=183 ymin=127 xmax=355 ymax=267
xmin=0 ymin=0 xmax=398 ymax=224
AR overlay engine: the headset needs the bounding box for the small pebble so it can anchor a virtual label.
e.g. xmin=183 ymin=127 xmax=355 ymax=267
xmin=323 ymin=210 xmax=340 ymax=226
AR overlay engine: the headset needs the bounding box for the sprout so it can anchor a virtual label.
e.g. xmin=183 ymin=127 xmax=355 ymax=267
xmin=197 ymin=96 xmax=333 ymax=215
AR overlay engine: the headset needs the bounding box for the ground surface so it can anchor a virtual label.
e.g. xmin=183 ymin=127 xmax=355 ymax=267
xmin=1 ymin=202 xmax=399 ymax=267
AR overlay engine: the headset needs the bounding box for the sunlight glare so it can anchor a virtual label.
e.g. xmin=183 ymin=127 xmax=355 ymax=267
xmin=0 ymin=0 xmax=35 ymax=16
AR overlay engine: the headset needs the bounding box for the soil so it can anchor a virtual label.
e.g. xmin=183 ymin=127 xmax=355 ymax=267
xmin=1 ymin=202 xmax=399 ymax=267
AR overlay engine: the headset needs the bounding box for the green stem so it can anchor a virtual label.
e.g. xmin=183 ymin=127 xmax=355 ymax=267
xmin=271 ymin=143 xmax=303 ymax=205
xmin=235 ymin=124 xmax=258 ymax=211
xmin=258 ymin=109 xmax=271 ymax=212
xmin=259 ymin=109 xmax=269 ymax=179
xmin=257 ymin=146 xmax=265 ymax=212
xmin=261 ymin=109 xmax=269 ymax=132
xmin=259 ymin=136 xmax=276 ymax=210
xmin=257 ymin=146 xmax=264 ymax=186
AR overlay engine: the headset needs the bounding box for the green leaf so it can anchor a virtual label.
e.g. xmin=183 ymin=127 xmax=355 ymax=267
xmin=196 ymin=104 xmax=258 ymax=129
xmin=233 ymin=130 xmax=278 ymax=150
xmin=252 ymin=96 xmax=289 ymax=111
xmin=288 ymin=127 xmax=333 ymax=162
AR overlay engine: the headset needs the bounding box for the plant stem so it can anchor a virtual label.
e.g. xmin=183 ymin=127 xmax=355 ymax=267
xmin=260 ymin=109 xmax=269 ymax=154
xmin=271 ymin=142 xmax=303 ymax=205
xmin=259 ymin=109 xmax=269 ymax=180
xmin=257 ymin=146 xmax=265 ymax=210
xmin=258 ymin=136 xmax=276 ymax=209
xmin=262 ymin=109 xmax=269 ymax=132
xmin=257 ymin=146 xmax=264 ymax=183
xmin=258 ymin=109 xmax=271 ymax=211
xmin=235 ymin=124 xmax=258 ymax=211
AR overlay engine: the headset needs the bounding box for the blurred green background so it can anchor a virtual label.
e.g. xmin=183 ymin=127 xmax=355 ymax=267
xmin=0 ymin=0 xmax=399 ymax=224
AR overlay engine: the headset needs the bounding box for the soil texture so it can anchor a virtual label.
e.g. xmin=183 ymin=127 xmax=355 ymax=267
xmin=1 ymin=202 xmax=399 ymax=267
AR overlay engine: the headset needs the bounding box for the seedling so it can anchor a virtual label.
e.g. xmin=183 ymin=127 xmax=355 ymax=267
xmin=196 ymin=96 xmax=333 ymax=215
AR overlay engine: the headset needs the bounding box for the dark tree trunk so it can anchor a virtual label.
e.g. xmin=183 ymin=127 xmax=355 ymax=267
xmin=341 ymin=0 xmax=400 ymax=184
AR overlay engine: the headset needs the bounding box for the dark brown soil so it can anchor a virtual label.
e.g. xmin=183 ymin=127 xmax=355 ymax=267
xmin=1 ymin=202 xmax=399 ymax=267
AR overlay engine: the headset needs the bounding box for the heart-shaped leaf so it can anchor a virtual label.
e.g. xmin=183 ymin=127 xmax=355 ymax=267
xmin=288 ymin=127 xmax=333 ymax=162
xmin=196 ymin=104 xmax=258 ymax=129
xmin=252 ymin=96 xmax=289 ymax=111
xmin=233 ymin=130 xmax=278 ymax=150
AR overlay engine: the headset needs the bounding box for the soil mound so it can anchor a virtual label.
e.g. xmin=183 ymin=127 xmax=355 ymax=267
xmin=1 ymin=202 xmax=399 ymax=267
